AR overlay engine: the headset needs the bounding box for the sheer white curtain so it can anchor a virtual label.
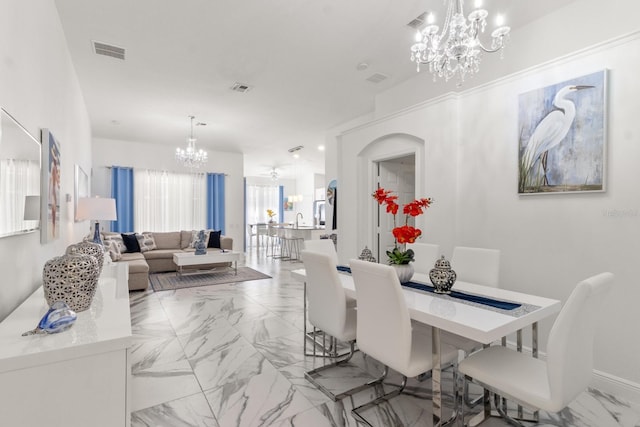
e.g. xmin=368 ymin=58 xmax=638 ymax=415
xmin=0 ymin=159 xmax=40 ymax=235
xmin=246 ymin=184 xmax=279 ymax=224
xmin=134 ymin=169 xmax=206 ymax=232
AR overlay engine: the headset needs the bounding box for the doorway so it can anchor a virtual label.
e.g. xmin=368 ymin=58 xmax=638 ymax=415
xmin=375 ymin=154 xmax=415 ymax=263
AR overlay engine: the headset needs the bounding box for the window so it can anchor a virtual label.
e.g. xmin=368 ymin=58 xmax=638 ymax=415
xmin=0 ymin=159 xmax=40 ymax=235
xmin=246 ymin=184 xmax=280 ymax=224
xmin=133 ymin=169 xmax=206 ymax=232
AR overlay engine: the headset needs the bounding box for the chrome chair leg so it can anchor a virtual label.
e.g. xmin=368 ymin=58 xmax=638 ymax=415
xmin=352 ymin=363 xmax=460 ymax=426
xmin=305 ymin=340 xmax=372 ymax=401
xmin=494 ymin=393 xmax=527 ymax=427
xmin=303 ymin=282 xmax=351 ymax=358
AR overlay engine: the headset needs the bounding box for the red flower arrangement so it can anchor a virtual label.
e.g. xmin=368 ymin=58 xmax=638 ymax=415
xmin=372 ymin=188 xmax=433 ymax=264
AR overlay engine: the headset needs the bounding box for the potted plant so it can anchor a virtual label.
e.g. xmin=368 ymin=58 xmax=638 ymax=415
xmin=266 ymin=209 xmax=276 ymax=224
xmin=372 ymin=187 xmax=433 ymax=283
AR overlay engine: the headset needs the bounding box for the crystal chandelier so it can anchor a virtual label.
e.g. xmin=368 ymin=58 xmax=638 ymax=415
xmin=175 ymin=115 xmax=208 ymax=168
xmin=410 ymin=0 xmax=510 ymax=85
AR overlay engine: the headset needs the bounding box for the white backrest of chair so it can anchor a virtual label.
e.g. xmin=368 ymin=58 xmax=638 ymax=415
xmin=546 ymin=272 xmax=614 ymax=410
xmin=256 ymin=224 xmax=269 ymax=236
xmin=303 ymin=239 xmax=338 ymax=265
xmin=267 ymin=223 xmax=279 ymax=237
xmin=411 ymin=242 xmax=440 ymax=274
xmin=451 ymin=246 xmax=501 ymax=287
xmin=349 ymin=259 xmax=412 ymax=370
xmin=300 ymin=250 xmax=347 ymax=337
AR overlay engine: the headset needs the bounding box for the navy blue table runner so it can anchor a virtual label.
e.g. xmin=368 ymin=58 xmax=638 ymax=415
xmin=336 ymin=265 xmax=521 ymax=311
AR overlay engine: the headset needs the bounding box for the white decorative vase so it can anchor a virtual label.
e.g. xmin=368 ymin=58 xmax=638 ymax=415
xmin=392 ymin=263 xmax=414 ymax=284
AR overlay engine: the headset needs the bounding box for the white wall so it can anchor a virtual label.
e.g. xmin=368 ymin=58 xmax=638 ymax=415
xmin=374 ymin=0 xmax=640 ymax=117
xmin=338 ymin=96 xmax=459 ymax=264
xmin=455 ymin=34 xmax=640 ymax=388
xmin=333 ymin=1 xmax=640 ymax=396
xmin=0 ymin=1 xmax=92 ymax=321
xmin=92 ymin=138 xmax=245 ymax=251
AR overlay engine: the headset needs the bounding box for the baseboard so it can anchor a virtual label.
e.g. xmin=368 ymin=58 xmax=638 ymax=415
xmin=592 ymin=370 xmax=640 ymax=404
xmin=503 ymin=340 xmax=640 ymax=405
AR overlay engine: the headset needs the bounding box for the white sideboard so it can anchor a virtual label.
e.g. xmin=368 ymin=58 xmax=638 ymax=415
xmin=0 ymin=262 xmax=132 ymax=427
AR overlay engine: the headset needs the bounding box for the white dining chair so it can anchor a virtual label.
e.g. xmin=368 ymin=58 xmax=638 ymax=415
xmin=300 ymin=240 xmax=354 ymax=358
xmin=301 ymin=250 xmax=376 ymax=401
xmin=246 ymin=224 xmax=257 ymax=250
xmin=451 ymin=246 xmax=501 ymax=287
xmin=303 ymin=239 xmax=339 ymax=265
xmin=349 ymin=259 xmax=460 ymax=423
xmin=256 ymin=223 xmax=269 ymax=254
xmin=266 ymin=223 xmax=282 ymax=257
xmin=440 ymin=246 xmax=501 ymax=354
xmin=411 ymin=242 xmax=441 ymax=274
xmin=446 ymin=246 xmax=501 ymax=407
xmin=458 ymin=272 xmax=614 ymax=426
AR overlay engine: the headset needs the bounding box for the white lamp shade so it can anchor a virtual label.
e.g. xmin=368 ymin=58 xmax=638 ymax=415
xmin=76 ymin=197 xmax=117 ymax=221
xmin=23 ymin=195 xmax=40 ymax=220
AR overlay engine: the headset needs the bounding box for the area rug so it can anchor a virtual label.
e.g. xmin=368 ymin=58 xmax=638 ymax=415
xmin=149 ymin=267 xmax=271 ymax=291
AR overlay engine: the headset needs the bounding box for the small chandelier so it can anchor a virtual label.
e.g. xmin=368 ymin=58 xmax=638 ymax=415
xmin=410 ymin=0 xmax=510 ymax=86
xmin=175 ymin=115 xmax=208 ymax=168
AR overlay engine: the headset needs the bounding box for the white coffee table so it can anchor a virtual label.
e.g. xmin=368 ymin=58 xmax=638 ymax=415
xmin=173 ymin=250 xmax=240 ymax=276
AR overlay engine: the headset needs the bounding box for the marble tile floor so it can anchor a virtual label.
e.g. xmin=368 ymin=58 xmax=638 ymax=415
xmin=129 ymin=254 xmax=640 ymax=427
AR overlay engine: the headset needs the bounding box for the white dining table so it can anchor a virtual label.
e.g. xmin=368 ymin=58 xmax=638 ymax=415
xmin=291 ymin=268 xmax=561 ymax=427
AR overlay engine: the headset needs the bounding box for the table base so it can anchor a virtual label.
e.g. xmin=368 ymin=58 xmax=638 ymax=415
xmin=177 ymin=260 xmax=237 ymax=277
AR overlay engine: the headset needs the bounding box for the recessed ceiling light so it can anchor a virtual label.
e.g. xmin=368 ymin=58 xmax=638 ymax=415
xmin=356 ymin=62 xmax=369 ymax=71
xmin=318 ymin=145 xmax=325 ymax=151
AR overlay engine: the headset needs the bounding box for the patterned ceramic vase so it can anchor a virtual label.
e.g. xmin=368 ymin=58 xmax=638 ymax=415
xmin=194 ymin=230 xmax=207 ymax=255
xmin=392 ymin=263 xmax=414 ymax=284
xmin=66 ymin=241 xmax=105 ymax=270
xmin=429 ymin=255 xmax=457 ymax=294
xmin=42 ymin=254 xmax=100 ymax=312
xmin=358 ymin=246 xmax=377 ymax=263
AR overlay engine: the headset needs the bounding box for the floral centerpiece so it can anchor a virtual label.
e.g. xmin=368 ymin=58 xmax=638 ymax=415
xmin=266 ymin=209 xmax=276 ymax=223
xmin=372 ymin=188 xmax=433 ymax=267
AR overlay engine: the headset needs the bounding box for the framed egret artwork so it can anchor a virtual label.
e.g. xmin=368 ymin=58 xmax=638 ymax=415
xmin=518 ymin=70 xmax=607 ymax=194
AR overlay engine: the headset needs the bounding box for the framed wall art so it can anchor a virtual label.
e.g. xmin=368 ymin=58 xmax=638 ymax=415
xmin=41 ymin=129 xmax=61 ymax=242
xmin=283 ymin=197 xmax=293 ymax=211
xmin=518 ymin=70 xmax=607 ymax=194
xmin=74 ymin=164 xmax=89 ymax=222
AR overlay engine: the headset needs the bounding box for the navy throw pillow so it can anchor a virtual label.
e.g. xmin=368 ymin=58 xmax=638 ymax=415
xmin=121 ymin=233 xmax=141 ymax=253
xmin=207 ymin=230 xmax=222 ymax=248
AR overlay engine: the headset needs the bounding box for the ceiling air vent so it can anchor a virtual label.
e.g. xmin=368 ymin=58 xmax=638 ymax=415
xmin=366 ymin=73 xmax=389 ymax=84
xmin=230 ymin=82 xmax=253 ymax=93
xmin=407 ymin=12 xmax=428 ymax=29
xmin=92 ymin=41 xmax=126 ymax=60
xmin=287 ymin=145 xmax=304 ymax=153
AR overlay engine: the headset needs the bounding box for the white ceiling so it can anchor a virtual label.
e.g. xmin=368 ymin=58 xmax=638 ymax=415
xmin=54 ymin=0 xmax=577 ymax=179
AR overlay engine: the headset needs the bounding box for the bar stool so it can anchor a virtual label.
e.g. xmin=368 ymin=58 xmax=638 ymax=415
xmin=279 ymin=229 xmax=303 ymax=261
xmin=266 ymin=223 xmax=281 ymax=257
xmin=282 ymin=237 xmax=304 ymax=261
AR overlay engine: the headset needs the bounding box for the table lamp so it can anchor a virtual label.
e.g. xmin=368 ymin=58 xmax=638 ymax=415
xmin=76 ymin=197 xmax=117 ymax=245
